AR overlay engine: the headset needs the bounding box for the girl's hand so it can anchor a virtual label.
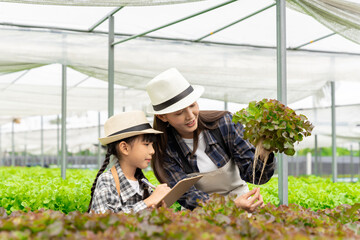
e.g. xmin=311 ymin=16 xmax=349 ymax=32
xmin=144 ymin=184 xmax=171 ymax=208
xmin=150 ymin=200 xmax=167 ymax=209
xmin=234 ymin=188 xmax=264 ymax=212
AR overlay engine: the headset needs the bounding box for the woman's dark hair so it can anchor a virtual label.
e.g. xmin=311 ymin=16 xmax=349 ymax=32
xmin=151 ymin=110 xmax=229 ymax=184
xmin=87 ymin=133 xmax=156 ymax=213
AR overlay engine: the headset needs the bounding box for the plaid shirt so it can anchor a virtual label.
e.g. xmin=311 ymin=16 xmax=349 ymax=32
xmin=163 ymin=112 xmax=276 ymax=210
xmin=90 ymin=161 xmax=152 ymax=214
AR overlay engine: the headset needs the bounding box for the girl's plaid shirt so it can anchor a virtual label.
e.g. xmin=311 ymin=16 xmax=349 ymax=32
xmin=90 ymin=161 xmax=153 ymax=214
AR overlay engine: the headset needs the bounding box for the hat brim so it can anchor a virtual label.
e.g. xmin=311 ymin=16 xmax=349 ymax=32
xmin=99 ymin=128 xmax=162 ymax=146
xmin=147 ymin=85 xmax=204 ymax=115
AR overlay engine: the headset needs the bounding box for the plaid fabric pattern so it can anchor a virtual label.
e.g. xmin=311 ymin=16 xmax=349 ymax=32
xmin=163 ymin=112 xmax=276 ymax=210
xmin=90 ymin=161 xmax=152 ymax=214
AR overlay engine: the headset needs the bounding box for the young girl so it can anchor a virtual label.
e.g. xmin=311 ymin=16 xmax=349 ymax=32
xmin=88 ymin=111 xmax=171 ymax=214
xmin=146 ymin=68 xmax=275 ymax=213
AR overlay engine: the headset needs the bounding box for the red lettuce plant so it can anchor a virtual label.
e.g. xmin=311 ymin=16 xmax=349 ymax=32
xmin=233 ymin=99 xmax=314 ymax=184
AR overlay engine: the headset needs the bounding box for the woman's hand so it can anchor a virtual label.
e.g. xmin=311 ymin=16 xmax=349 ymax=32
xmin=144 ymin=184 xmax=171 ymax=208
xmin=234 ymin=188 xmax=264 ymax=212
xmin=256 ymin=139 xmax=272 ymax=162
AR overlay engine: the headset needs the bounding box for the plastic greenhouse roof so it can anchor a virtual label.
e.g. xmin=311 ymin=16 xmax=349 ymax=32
xmin=0 ymin=0 xmax=359 ymax=153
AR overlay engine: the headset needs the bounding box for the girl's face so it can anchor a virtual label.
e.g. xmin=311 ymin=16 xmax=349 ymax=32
xmin=126 ymin=136 xmax=155 ymax=169
xmin=157 ymin=102 xmax=199 ymax=139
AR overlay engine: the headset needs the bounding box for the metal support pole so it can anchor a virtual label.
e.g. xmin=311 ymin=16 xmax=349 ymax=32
xmin=276 ymin=0 xmax=288 ymax=205
xmin=319 ymin=147 xmax=322 ymax=176
xmin=79 ymin=145 xmax=82 ymax=168
xmin=350 ymin=145 xmax=353 ymax=182
xmin=0 ymin=125 xmax=2 ymax=166
xmin=98 ymin=112 xmax=102 ymax=169
xmin=61 ymin=65 xmax=67 ymax=180
xmin=41 ymin=115 xmax=44 ymax=167
xmin=224 ymin=94 xmax=228 ymax=111
xmin=108 ymin=15 xmax=115 ymax=118
xmin=11 ymin=121 xmax=15 ymax=166
xmin=57 ymin=115 xmax=60 ymax=167
xmin=24 ymin=145 xmax=27 ymax=166
xmin=314 ymin=134 xmax=318 ymax=176
xmin=359 ymin=142 xmax=360 ymax=176
xmin=66 ymin=144 xmax=69 ymax=169
xmin=295 ymin=155 xmax=299 ymax=176
xmin=331 ymin=81 xmax=337 ymax=182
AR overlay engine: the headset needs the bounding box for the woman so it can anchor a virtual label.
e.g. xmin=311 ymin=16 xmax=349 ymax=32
xmin=146 ymin=68 xmax=276 ymax=212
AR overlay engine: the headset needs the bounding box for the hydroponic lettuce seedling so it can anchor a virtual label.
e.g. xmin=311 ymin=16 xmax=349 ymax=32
xmin=232 ymin=99 xmax=314 ymax=184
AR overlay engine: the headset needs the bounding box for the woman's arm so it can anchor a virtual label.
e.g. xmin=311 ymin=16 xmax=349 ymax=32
xmin=163 ymin=156 xmax=210 ymax=210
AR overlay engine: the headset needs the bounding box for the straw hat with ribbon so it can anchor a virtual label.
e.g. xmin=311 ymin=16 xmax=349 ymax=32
xmin=146 ymin=68 xmax=204 ymax=115
xmin=99 ymin=111 xmax=162 ymax=146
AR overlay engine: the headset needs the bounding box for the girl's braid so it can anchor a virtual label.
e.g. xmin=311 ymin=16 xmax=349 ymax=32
xmin=136 ymin=168 xmax=150 ymax=199
xmin=87 ymin=149 xmax=112 ymax=213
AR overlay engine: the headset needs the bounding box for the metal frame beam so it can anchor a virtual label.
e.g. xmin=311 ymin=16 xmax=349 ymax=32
xmin=194 ymin=3 xmax=275 ymax=42
xmin=112 ymin=0 xmax=237 ymax=46
xmin=88 ymin=7 xmax=124 ymax=32
xmin=292 ymin=33 xmax=336 ymax=50
xmin=67 ymin=76 xmax=90 ymax=90
xmin=1 ymin=22 xmax=359 ymax=56
xmin=0 ymin=70 xmax=30 ymax=92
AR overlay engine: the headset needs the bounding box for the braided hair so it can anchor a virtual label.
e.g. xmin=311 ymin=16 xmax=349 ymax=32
xmin=87 ymin=140 xmax=119 ymax=213
xmin=135 ymin=168 xmax=151 ymax=199
xmin=87 ymin=133 xmax=156 ymax=212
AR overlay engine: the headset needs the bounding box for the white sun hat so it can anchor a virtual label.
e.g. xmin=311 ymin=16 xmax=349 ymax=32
xmin=146 ymin=68 xmax=204 ymax=115
xmin=99 ymin=111 xmax=162 ymax=146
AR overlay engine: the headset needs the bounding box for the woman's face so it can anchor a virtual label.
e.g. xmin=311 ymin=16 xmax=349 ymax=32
xmin=157 ymin=102 xmax=199 ymax=139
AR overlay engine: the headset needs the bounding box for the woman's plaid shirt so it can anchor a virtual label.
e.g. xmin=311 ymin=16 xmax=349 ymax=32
xmin=90 ymin=161 xmax=152 ymax=214
xmin=163 ymin=112 xmax=276 ymax=210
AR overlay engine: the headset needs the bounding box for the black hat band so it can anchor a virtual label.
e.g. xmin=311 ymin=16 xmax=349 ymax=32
xmin=152 ymin=85 xmax=194 ymax=111
xmin=108 ymin=123 xmax=152 ymax=137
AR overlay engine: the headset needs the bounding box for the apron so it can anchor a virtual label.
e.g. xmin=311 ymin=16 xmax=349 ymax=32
xmin=188 ymin=159 xmax=249 ymax=197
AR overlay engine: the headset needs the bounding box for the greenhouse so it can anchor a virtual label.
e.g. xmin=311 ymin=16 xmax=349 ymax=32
xmin=0 ymin=0 xmax=360 ymax=239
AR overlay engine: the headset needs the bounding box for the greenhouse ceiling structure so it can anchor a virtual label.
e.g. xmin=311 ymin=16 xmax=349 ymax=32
xmin=0 ymin=0 xmax=359 ymax=205
xmin=0 ymin=0 xmax=359 ymax=145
